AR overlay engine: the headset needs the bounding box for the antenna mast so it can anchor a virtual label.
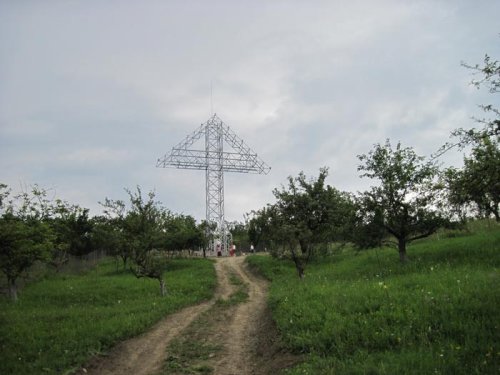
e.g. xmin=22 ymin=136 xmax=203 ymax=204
xmin=210 ymin=81 xmax=213 ymax=115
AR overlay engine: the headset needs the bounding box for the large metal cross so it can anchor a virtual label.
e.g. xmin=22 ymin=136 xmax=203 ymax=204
xmin=156 ymin=114 xmax=270 ymax=255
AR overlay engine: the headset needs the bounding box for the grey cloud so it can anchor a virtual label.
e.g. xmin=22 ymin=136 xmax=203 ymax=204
xmin=1 ymin=0 xmax=499 ymax=222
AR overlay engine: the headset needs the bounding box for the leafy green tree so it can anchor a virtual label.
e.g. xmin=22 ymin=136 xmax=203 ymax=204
xmin=358 ymin=140 xmax=449 ymax=262
xmin=0 ymin=215 xmax=53 ymax=301
xmin=98 ymin=198 xmax=134 ymax=269
xmin=124 ymin=187 xmax=169 ymax=296
xmin=164 ymin=214 xmax=202 ymax=254
xmin=445 ymin=138 xmax=500 ymax=221
xmin=349 ymin=197 xmax=387 ymax=249
xmin=228 ymin=221 xmax=250 ymax=252
xmin=437 ymin=54 xmax=499 ymax=155
xmin=247 ymin=206 xmax=275 ymax=252
xmin=0 ymin=183 xmax=8 ymax=207
xmin=56 ymin=204 xmax=93 ymax=257
xmin=265 ymin=168 xmax=354 ymax=278
xmin=48 ymin=200 xmax=94 ymax=271
xmin=100 ymin=188 xmax=169 ymax=294
xmin=198 ymin=220 xmax=216 ymax=258
xmin=442 ymin=167 xmax=471 ymax=221
xmin=0 ymin=184 xmax=53 ymax=301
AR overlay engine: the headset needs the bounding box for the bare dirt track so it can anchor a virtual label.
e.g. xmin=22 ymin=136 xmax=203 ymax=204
xmin=79 ymin=256 xmax=299 ymax=375
xmin=79 ymin=295 xmax=214 ymax=375
xmin=211 ymin=256 xmax=270 ymax=374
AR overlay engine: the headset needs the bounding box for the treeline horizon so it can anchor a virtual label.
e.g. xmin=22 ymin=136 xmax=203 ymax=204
xmin=1 ymin=52 xmax=498 ymax=298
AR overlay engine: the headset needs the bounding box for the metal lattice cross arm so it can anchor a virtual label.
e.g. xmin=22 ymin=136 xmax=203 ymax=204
xmin=156 ymin=114 xmax=271 ymax=174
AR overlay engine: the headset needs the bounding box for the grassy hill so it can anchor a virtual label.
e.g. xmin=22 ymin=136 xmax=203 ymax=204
xmin=247 ymin=221 xmax=499 ymax=374
xmin=0 ymin=258 xmax=216 ymax=374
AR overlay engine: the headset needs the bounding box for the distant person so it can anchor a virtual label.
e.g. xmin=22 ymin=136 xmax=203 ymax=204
xmin=250 ymin=244 xmax=254 ymax=254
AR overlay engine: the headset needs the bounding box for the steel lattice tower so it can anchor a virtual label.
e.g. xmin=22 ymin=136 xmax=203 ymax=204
xmin=156 ymin=114 xmax=270 ymax=255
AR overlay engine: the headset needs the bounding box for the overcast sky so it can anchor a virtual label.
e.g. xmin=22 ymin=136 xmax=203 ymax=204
xmin=0 ymin=0 xmax=499 ymax=222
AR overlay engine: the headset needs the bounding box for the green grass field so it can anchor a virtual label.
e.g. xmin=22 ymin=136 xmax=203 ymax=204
xmin=247 ymin=223 xmax=500 ymax=374
xmin=0 ymin=258 xmax=216 ymax=375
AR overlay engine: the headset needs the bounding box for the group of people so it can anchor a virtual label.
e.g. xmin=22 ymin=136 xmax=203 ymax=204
xmin=221 ymin=243 xmax=255 ymax=257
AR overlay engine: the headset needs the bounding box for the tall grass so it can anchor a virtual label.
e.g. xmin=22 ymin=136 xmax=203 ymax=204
xmin=247 ymin=224 xmax=499 ymax=374
xmin=0 ymin=258 xmax=216 ymax=374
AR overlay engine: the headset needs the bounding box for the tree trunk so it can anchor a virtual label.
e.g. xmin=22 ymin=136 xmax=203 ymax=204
xmin=398 ymin=238 xmax=408 ymax=263
xmin=159 ymin=278 xmax=167 ymax=296
xmin=121 ymin=256 xmax=128 ymax=270
xmin=299 ymin=239 xmax=308 ymax=255
xmin=202 ymin=247 xmax=206 ymax=258
xmin=296 ymin=263 xmax=305 ymax=279
xmin=291 ymin=254 xmax=305 ymax=279
xmin=8 ymin=278 xmax=18 ymax=302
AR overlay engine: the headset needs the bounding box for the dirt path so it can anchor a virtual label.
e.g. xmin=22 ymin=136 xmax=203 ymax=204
xmin=211 ymin=256 xmax=269 ymax=374
xmin=79 ymin=256 xmax=298 ymax=375
xmin=79 ymin=298 xmax=213 ymax=375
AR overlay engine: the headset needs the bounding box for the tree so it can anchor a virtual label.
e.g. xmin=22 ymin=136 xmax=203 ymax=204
xmin=164 ymin=214 xmax=202 ymax=255
xmin=125 ymin=187 xmax=169 ymax=296
xmin=465 ymin=54 xmax=500 ymax=93
xmin=0 ymin=184 xmax=53 ymax=301
xmin=441 ymin=168 xmax=471 ymax=222
xmin=445 ymin=138 xmax=500 ymax=221
xmin=0 ymin=183 xmax=8 ymax=207
xmin=435 ymin=52 xmax=499 ymax=224
xmin=98 ymin=198 xmax=134 ymax=269
xmin=227 ymin=221 xmax=251 ymax=252
xmin=247 ymin=206 xmax=275 ymax=252
xmin=349 ymin=197 xmax=387 ymax=250
xmin=99 ymin=188 xmax=169 ymax=294
xmin=0 ymin=215 xmax=53 ymax=301
xmin=357 ymin=140 xmax=449 ymax=263
xmin=55 ymin=203 xmax=93 ymax=257
xmin=48 ymin=200 xmax=94 ymax=271
xmin=197 ymin=220 xmax=216 ymax=258
xmin=265 ymin=168 xmax=354 ymax=278
xmin=437 ymin=54 xmax=499 ymax=155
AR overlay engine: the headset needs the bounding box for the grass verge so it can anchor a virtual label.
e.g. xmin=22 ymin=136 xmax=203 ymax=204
xmin=0 ymin=258 xmax=216 ymax=375
xmin=247 ymin=224 xmax=499 ymax=374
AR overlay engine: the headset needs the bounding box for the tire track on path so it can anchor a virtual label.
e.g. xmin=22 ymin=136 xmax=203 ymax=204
xmin=212 ymin=256 xmax=268 ymax=375
xmin=79 ymin=256 xmax=297 ymax=375
xmin=79 ymin=260 xmax=234 ymax=375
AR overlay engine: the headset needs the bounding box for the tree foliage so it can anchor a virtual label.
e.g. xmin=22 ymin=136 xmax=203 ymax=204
xmin=164 ymin=214 xmax=203 ymax=253
xmin=445 ymin=138 xmax=500 ymax=221
xmin=248 ymin=206 xmax=275 ymax=252
xmin=97 ymin=198 xmax=133 ymax=269
xmin=48 ymin=200 xmax=94 ymax=271
xmin=349 ymin=197 xmax=387 ymax=249
xmin=0 ymin=185 xmax=54 ymax=301
xmin=437 ymin=54 xmax=499 ymax=155
xmin=105 ymin=187 xmax=170 ymax=296
xmin=357 ymin=140 xmax=449 ymax=262
xmin=435 ymin=52 xmax=500 ymax=222
xmin=255 ymin=168 xmax=355 ymax=278
xmin=227 ymin=220 xmax=250 ymax=252
xmin=197 ymin=220 xmax=216 ymax=258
